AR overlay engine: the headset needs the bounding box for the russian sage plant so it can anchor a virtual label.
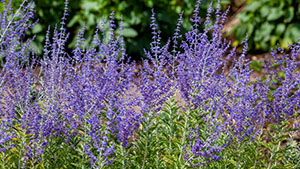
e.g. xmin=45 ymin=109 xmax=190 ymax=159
xmin=0 ymin=0 xmax=299 ymax=168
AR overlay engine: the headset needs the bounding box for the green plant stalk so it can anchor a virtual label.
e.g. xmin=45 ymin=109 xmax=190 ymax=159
xmin=253 ymin=142 xmax=258 ymax=169
xmin=178 ymin=107 xmax=189 ymax=167
xmin=96 ymin=149 xmax=104 ymax=169
xmin=18 ymin=129 xmax=26 ymax=169
xmin=30 ymin=155 xmax=36 ymax=169
xmin=274 ymin=139 xmax=281 ymax=166
xmin=141 ymin=127 xmax=148 ymax=169
xmin=82 ymin=115 xmax=87 ymax=169
xmin=141 ymin=110 xmax=153 ymax=169
xmin=81 ymin=106 xmax=94 ymax=169
xmin=267 ymin=141 xmax=278 ymax=169
xmin=154 ymin=151 xmax=160 ymax=168
xmin=1 ymin=151 xmax=6 ymax=169
xmin=121 ymin=145 xmax=125 ymax=169
xmin=54 ymin=140 xmax=60 ymax=169
xmin=168 ymin=118 xmax=173 ymax=160
xmin=267 ymin=126 xmax=282 ymax=169
xmin=236 ymin=140 xmax=241 ymax=169
xmin=289 ymin=127 xmax=300 ymax=168
xmin=40 ymin=147 xmax=45 ymax=168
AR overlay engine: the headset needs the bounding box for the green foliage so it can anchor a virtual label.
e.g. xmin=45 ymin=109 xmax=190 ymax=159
xmin=1 ymin=95 xmax=300 ymax=168
xmin=249 ymin=60 xmax=264 ymax=74
xmin=185 ymin=114 xmax=300 ymax=169
xmin=36 ymin=135 xmax=82 ymax=169
xmin=11 ymin=0 xmax=231 ymax=59
xmin=67 ymin=0 xmax=200 ymax=59
xmin=233 ymin=0 xmax=300 ymax=52
xmin=112 ymin=97 xmax=189 ymax=168
xmin=109 ymin=97 xmax=300 ymax=168
xmin=0 ymin=0 xmax=24 ymax=11
xmin=25 ymin=0 xmax=81 ymax=55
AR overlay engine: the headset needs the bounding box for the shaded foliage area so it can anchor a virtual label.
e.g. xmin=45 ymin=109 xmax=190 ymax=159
xmin=233 ymin=0 xmax=300 ymax=53
xmin=2 ymin=0 xmax=231 ymax=61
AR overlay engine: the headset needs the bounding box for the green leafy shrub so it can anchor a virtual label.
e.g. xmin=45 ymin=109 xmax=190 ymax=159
xmin=233 ymin=0 xmax=300 ymax=52
xmin=110 ymin=98 xmax=300 ymax=168
xmin=24 ymin=0 xmax=231 ymax=59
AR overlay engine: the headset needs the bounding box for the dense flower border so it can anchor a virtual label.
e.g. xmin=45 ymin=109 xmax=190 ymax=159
xmin=0 ymin=0 xmax=299 ymax=168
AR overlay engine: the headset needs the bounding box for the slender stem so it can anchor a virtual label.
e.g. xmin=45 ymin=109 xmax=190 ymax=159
xmin=141 ymin=132 xmax=148 ymax=169
xmin=274 ymin=127 xmax=283 ymax=167
xmin=267 ymin=127 xmax=282 ymax=169
xmin=97 ymin=150 xmax=103 ymax=169
xmin=273 ymin=140 xmax=281 ymax=166
xmin=182 ymin=160 xmax=189 ymax=168
xmin=236 ymin=142 xmax=240 ymax=169
xmin=19 ymin=129 xmax=25 ymax=169
xmin=267 ymin=145 xmax=275 ymax=169
xmin=1 ymin=152 xmax=6 ymax=169
xmin=141 ymin=114 xmax=151 ymax=169
xmin=178 ymin=106 xmax=189 ymax=166
xmin=81 ymin=116 xmax=87 ymax=169
xmin=121 ymin=145 xmax=125 ymax=169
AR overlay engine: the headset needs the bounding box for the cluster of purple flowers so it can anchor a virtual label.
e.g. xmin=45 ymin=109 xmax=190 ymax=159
xmin=0 ymin=0 xmax=299 ymax=167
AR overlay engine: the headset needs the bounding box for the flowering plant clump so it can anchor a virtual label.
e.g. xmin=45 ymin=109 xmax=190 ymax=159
xmin=0 ymin=0 xmax=300 ymax=168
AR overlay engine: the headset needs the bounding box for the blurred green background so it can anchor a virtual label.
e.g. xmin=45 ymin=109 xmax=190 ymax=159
xmin=2 ymin=0 xmax=230 ymax=60
xmin=232 ymin=0 xmax=300 ymax=53
xmin=4 ymin=0 xmax=300 ymax=60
